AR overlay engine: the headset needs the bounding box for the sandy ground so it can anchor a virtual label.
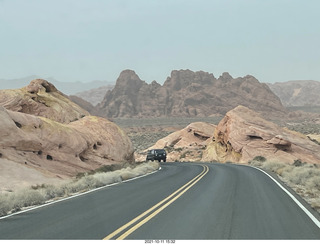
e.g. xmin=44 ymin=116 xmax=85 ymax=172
xmin=0 ymin=158 xmax=65 ymax=193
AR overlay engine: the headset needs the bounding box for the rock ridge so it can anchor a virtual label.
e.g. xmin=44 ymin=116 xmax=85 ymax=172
xmin=96 ymin=69 xmax=287 ymax=119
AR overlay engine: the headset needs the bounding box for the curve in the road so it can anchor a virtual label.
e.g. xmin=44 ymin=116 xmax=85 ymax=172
xmin=0 ymin=162 xmax=319 ymax=240
xmin=247 ymin=164 xmax=320 ymax=229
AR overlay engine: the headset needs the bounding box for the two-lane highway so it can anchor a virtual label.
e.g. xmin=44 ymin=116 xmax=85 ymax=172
xmin=0 ymin=162 xmax=319 ymax=239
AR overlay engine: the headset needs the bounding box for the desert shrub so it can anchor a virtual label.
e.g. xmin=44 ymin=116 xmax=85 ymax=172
xmin=0 ymin=195 xmax=11 ymax=216
xmin=253 ymin=156 xmax=266 ymax=162
xmin=95 ymin=164 xmax=120 ymax=173
xmin=20 ymin=189 xmax=46 ymax=207
xmin=306 ymin=175 xmax=320 ymax=189
xmin=310 ymin=197 xmax=320 ymax=211
xmin=76 ymin=172 xmax=86 ymax=179
xmin=4 ymin=189 xmax=46 ymax=213
xmin=31 ymin=184 xmax=47 ymax=190
xmin=119 ymin=169 xmax=137 ymax=181
xmin=93 ymin=171 xmax=122 ymax=186
xmin=250 ymin=158 xmax=320 ymax=213
xmin=180 ymin=150 xmax=191 ymax=159
xmin=293 ymin=159 xmax=304 ymax=167
xmin=283 ymin=165 xmax=320 ymax=185
xmin=248 ymin=159 xmax=261 ymax=167
xmin=42 ymin=185 xmax=65 ymax=200
xmin=180 ymin=152 xmax=187 ymax=159
xmin=260 ymin=161 xmax=287 ymax=173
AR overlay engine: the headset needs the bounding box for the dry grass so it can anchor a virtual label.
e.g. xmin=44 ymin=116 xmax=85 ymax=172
xmin=0 ymin=161 xmax=159 ymax=217
xmin=249 ymin=158 xmax=320 ymax=213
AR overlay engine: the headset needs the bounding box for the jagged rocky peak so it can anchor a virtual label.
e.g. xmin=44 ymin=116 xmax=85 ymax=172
xmin=151 ymin=80 xmax=161 ymax=88
xmin=242 ymin=75 xmax=261 ymax=84
xmin=96 ymin=69 xmax=287 ymax=119
xmin=164 ymin=69 xmax=216 ymax=90
xmin=218 ymin=72 xmax=233 ymax=81
xmin=115 ymin=69 xmax=146 ymax=90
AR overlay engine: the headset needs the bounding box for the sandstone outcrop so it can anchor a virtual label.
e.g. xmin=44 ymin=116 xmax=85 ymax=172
xmin=0 ymin=79 xmax=89 ymax=123
xmin=0 ymin=106 xmax=134 ymax=191
xmin=0 ymin=80 xmax=135 ymax=192
xmin=97 ymin=69 xmax=286 ymax=119
xmin=137 ymin=122 xmax=216 ymax=162
xmin=202 ymin=105 xmax=320 ymax=164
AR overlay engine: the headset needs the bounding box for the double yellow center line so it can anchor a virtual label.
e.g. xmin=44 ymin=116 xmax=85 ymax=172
xmin=103 ymin=164 xmax=209 ymax=240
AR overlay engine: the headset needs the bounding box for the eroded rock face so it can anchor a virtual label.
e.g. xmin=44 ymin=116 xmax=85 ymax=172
xmin=0 ymin=106 xmax=134 ymax=191
xmin=202 ymin=105 xmax=320 ymax=164
xmin=0 ymin=79 xmax=134 ymax=191
xmin=0 ymin=79 xmax=89 ymax=123
xmin=97 ymin=69 xmax=286 ymax=119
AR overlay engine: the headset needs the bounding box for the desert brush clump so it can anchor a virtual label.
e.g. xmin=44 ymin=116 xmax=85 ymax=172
xmin=0 ymin=161 xmax=159 ymax=217
xmin=249 ymin=157 xmax=320 ymax=213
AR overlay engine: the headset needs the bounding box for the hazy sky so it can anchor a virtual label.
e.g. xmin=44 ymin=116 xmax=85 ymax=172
xmin=0 ymin=0 xmax=319 ymax=83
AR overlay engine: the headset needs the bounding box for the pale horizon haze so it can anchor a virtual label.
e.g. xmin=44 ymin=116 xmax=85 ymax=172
xmin=0 ymin=0 xmax=319 ymax=84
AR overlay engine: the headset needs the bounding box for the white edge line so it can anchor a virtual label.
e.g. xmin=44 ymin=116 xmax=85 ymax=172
xmin=0 ymin=167 xmax=162 ymax=220
xmin=244 ymin=164 xmax=320 ymax=229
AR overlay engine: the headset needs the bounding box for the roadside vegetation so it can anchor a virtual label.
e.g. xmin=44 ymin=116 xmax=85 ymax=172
xmin=249 ymin=156 xmax=320 ymax=213
xmin=0 ymin=161 xmax=159 ymax=217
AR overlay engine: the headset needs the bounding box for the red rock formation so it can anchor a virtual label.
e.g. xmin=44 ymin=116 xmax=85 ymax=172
xmin=202 ymin=105 xmax=320 ymax=165
xmin=0 ymin=80 xmax=135 ymax=191
xmin=97 ymin=69 xmax=287 ymax=119
xmin=0 ymin=106 xmax=134 ymax=191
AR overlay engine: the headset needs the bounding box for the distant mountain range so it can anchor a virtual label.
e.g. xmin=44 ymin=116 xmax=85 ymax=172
xmin=74 ymin=85 xmax=114 ymax=106
xmin=2 ymin=74 xmax=319 ymax=116
xmin=266 ymin=80 xmax=320 ymax=107
xmin=0 ymin=76 xmax=113 ymax=95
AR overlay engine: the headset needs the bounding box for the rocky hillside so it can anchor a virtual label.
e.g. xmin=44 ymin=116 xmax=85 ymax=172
xmin=266 ymin=80 xmax=320 ymax=107
xmin=0 ymin=80 xmax=134 ymax=192
xmin=202 ymin=105 xmax=320 ymax=165
xmin=97 ymin=69 xmax=286 ymax=119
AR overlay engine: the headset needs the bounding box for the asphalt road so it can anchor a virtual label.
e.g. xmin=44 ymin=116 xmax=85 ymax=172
xmin=0 ymin=162 xmax=319 ymax=240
